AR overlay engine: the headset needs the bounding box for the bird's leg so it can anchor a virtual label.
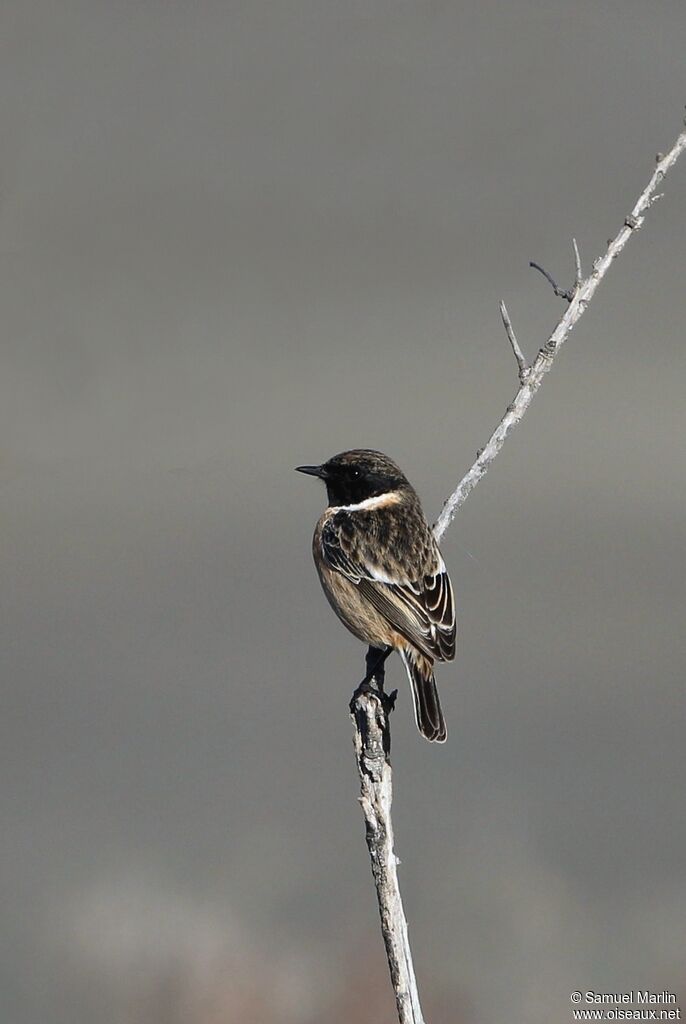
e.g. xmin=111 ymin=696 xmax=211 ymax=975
xmin=364 ymin=645 xmax=393 ymax=688
xmin=350 ymin=646 xmax=398 ymax=716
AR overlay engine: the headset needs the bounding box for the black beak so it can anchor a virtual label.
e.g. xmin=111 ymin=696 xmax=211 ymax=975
xmin=295 ymin=464 xmax=328 ymax=479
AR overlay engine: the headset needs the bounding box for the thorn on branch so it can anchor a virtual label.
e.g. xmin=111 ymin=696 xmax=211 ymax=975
xmin=529 ymin=260 xmax=575 ymax=303
xmin=499 ymin=300 xmax=528 ymax=381
xmin=572 ymin=238 xmax=583 ymax=288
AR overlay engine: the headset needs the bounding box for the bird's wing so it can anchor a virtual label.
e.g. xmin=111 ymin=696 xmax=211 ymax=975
xmin=320 ymin=513 xmax=456 ymax=662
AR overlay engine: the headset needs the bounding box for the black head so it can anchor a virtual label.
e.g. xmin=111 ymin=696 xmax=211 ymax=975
xmin=296 ymin=449 xmax=410 ymax=506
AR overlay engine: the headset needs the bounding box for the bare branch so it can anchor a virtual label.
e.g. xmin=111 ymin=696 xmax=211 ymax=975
xmin=350 ymin=686 xmax=425 ymax=1024
xmin=433 ymin=123 xmax=686 ymax=542
xmin=351 ymin=119 xmax=686 ymax=1024
xmin=499 ymin=300 xmax=528 ymax=382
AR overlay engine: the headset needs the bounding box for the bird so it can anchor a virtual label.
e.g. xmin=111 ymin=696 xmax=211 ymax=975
xmin=296 ymin=449 xmax=456 ymax=742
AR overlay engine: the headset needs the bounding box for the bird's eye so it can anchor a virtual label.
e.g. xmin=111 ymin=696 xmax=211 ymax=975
xmin=351 ymin=468 xmax=361 ymax=479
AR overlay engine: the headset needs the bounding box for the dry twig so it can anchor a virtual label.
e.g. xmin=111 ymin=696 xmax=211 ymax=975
xmin=352 ymin=120 xmax=686 ymax=1023
xmin=434 ymin=126 xmax=686 ymax=540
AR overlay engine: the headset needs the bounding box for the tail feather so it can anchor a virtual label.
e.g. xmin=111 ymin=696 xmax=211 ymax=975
xmin=400 ymin=648 xmax=447 ymax=743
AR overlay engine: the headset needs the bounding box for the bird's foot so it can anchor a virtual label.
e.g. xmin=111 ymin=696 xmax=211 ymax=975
xmin=381 ymin=688 xmax=398 ymax=716
xmin=350 ymin=646 xmax=395 ymax=715
xmin=364 ymin=645 xmax=392 ymax=687
xmin=349 ymin=681 xmax=398 ymax=717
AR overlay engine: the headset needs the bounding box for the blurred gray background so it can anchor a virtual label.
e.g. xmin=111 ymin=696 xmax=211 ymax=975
xmin=1 ymin=3 xmax=685 ymax=1022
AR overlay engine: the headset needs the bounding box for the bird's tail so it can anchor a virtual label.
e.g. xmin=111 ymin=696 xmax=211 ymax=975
xmin=400 ymin=647 xmax=447 ymax=743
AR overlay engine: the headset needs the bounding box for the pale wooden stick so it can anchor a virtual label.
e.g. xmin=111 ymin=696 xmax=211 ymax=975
xmin=352 ymin=120 xmax=686 ymax=1023
xmin=350 ymin=686 xmax=425 ymax=1024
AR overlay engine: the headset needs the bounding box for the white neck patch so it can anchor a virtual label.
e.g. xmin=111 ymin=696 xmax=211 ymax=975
xmin=330 ymin=490 xmax=403 ymax=513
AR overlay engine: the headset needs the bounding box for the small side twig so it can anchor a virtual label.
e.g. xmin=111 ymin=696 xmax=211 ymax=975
xmin=499 ymin=300 xmax=528 ymax=382
xmin=529 ymin=237 xmax=583 ymax=303
xmin=529 ymin=258 xmax=576 ymax=302
xmin=572 ymin=237 xmax=582 ymax=288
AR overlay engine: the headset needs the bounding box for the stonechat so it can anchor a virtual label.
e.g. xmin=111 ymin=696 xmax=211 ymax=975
xmin=297 ymin=449 xmax=456 ymax=742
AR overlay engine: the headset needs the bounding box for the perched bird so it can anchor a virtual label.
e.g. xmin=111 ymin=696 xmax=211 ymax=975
xmin=296 ymin=449 xmax=456 ymax=742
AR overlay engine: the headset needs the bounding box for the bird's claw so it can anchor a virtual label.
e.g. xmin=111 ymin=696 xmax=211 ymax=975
xmin=350 ymin=681 xmax=398 ymax=717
